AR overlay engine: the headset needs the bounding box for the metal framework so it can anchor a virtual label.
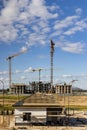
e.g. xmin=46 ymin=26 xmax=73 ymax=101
xmin=50 ymin=40 xmax=55 ymax=90
xmin=6 ymin=50 xmax=27 ymax=91
xmin=32 ymin=68 xmax=44 ymax=92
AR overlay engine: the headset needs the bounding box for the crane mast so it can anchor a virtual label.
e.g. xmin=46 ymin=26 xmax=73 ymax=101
xmin=50 ymin=40 xmax=55 ymax=91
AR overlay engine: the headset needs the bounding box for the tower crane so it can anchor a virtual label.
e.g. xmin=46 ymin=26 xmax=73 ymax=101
xmin=6 ymin=49 xmax=27 ymax=92
xmin=32 ymin=68 xmax=43 ymax=82
xmin=32 ymin=68 xmax=61 ymax=82
xmin=50 ymin=40 xmax=55 ymax=90
xmin=32 ymin=68 xmax=44 ymax=92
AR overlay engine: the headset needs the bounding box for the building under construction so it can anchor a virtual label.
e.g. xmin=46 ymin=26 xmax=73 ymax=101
xmin=55 ymin=83 xmax=72 ymax=94
xmin=11 ymin=83 xmax=27 ymax=94
xmin=11 ymin=82 xmax=72 ymax=95
xmin=11 ymin=82 xmax=51 ymax=94
xmin=8 ymin=40 xmax=72 ymax=95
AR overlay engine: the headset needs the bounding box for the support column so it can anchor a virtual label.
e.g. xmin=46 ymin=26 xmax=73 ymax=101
xmin=22 ymin=86 xmax=24 ymax=94
xmin=67 ymin=86 xmax=68 ymax=94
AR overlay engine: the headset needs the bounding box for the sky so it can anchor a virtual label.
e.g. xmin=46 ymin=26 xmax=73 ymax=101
xmin=0 ymin=0 xmax=87 ymax=89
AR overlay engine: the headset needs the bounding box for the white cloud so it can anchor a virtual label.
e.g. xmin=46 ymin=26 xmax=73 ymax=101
xmin=61 ymin=42 xmax=84 ymax=54
xmin=0 ymin=25 xmax=18 ymax=42
xmin=0 ymin=71 xmax=8 ymax=75
xmin=20 ymin=46 xmax=28 ymax=53
xmin=24 ymin=67 xmax=33 ymax=73
xmin=0 ymin=0 xmax=58 ymax=44
xmin=4 ymin=78 xmax=9 ymax=82
xmin=49 ymin=5 xmax=60 ymax=12
xmin=1 ymin=0 xmax=18 ymax=23
xmin=64 ymin=27 xmax=82 ymax=35
xmin=62 ymin=74 xmax=73 ymax=78
xmin=28 ymin=0 xmax=58 ymax=19
xmin=15 ymin=70 xmax=21 ymax=74
xmin=20 ymin=76 xmax=26 ymax=80
xmin=79 ymin=74 xmax=87 ymax=77
xmin=38 ymin=55 xmax=47 ymax=59
xmin=0 ymin=0 xmax=87 ymax=56
xmin=75 ymin=8 xmax=82 ymax=15
xmin=61 ymin=73 xmax=87 ymax=79
xmin=0 ymin=77 xmax=4 ymax=81
xmin=38 ymin=20 xmax=48 ymax=28
xmin=64 ymin=19 xmax=87 ymax=35
xmin=54 ymin=15 xmax=79 ymax=30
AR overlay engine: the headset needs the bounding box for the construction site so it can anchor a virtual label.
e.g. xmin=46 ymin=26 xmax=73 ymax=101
xmin=0 ymin=40 xmax=87 ymax=130
xmin=0 ymin=94 xmax=87 ymax=130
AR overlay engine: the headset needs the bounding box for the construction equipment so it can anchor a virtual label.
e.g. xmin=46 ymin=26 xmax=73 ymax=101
xmin=32 ymin=68 xmax=44 ymax=92
xmin=50 ymin=40 xmax=55 ymax=90
xmin=6 ymin=49 xmax=27 ymax=91
xmin=31 ymin=67 xmax=60 ymax=81
xmin=32 ymin=68 xmax=43 ymax=82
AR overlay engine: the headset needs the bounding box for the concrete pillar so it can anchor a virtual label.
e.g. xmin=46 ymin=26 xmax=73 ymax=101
xmin=22 ymin=86 xmax=24 ymax=94
xmin=57 ymin=86 xmax=59 ymax=93
xmin=55 ymin=86 xmax=57 ymax=93
xmin=62 ymin=85 xmax=63 ymax=94
xmin=15 ymin=86 xmax=18 ymax=94
xmin=64 ymin=84 xmax=66 ymax=94
xmin=20 ymin=86 xmax=22 ymax=94
xmin=20 ymin=86 xmax=21 ymax=94
xmin=71 ymin=85 xmax=72 ymax=94
xmin=59 ymin=85 xmax=60 ymax=94
xmin=60 ymin=85 xmax=62 ymax=94
xmin=63 ymin=85 xmax=64 ymax=94
xmin=69 ymin=85 xmax=72 ymax=94
xmin=66 ymin=86 xmax=68 ymax=94
xmin=58 ymin=85 xmax=59 ymax=94
xmin=57 ymin=86 xmax=58 ymax=94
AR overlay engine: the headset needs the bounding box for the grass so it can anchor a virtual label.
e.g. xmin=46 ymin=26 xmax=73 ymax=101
xmin=0 ymin=94 xmax=27 ymax=99
xmin=66 ymin=105 xmax=87 ymax=111
xmin=0 ymin=94 xmax=28 ymax=110
xmin=0 ymin=105 xmax=14 ymax=110
xmin=0 ymin=94 xmax=87 ymax=111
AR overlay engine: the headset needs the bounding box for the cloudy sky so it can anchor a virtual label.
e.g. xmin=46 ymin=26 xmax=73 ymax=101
xmin=0 ymin=0 xmax=87 ymax=89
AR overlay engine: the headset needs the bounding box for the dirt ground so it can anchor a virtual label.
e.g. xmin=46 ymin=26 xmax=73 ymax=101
xmin=0 ymin=95 xmax=87 ymax=130
xmin=1 ymin=126 xmax=87 ymax=130
xmin=0 ymin=112 xmax=87 ymax=130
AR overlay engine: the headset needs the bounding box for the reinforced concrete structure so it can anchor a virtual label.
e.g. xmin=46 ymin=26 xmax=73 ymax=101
xmin=11 ymin=83 xmax=27 ymax=94
xmin=55 ymin=83 xmax=72 ymax=94
xmin=29 ymin=82 xmax=51 ymax=93
xmin=11 ymin=82 xmax=51 ymax=94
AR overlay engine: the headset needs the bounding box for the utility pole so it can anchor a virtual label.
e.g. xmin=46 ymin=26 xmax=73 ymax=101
xmin=67 ymin=79 xmax=78 ymax=125
xmin=0 ymin=80 xmax=4 ymax=127
xmin=6 ymin=56 xmax=12 ymax=93
xmin=50 ymin=40 xmax=55 ymax=91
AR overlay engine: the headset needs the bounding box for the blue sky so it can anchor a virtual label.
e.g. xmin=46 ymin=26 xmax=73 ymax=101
xmin=0 ymin=0 xmax=87 ymax=89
